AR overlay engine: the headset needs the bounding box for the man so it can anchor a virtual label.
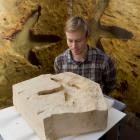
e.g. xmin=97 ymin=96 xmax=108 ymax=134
xmin=54 ymin=16 xmax=116 ymax=95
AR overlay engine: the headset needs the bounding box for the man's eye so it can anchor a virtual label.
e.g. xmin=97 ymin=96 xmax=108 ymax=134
xmin=68 ymin=39 xmax=81 ymax=43
xmin=68 ymin=40 xmax=73 ymax=43
xmin=76 ymin=40 xmax=81 ymax=42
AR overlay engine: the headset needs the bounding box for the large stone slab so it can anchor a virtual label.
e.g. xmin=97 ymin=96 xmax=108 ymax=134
xmin=13 ymin=72 xmax=108 ymax=140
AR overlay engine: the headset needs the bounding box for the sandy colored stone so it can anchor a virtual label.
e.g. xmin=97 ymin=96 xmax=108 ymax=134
xmin=100 ymin=0 xmax=140 ymax=40
xmin=29 ymin=42 xmax=66 ymax=73
xmin=99 ymin=38 xmax=140 ymax=112
xmin=0 ymin=0 xmax=139 ymax=119
xmin=0 ymin=0 xmax=39 ymax=40
xmin=13 ymin=72 xmax=108 ymax=140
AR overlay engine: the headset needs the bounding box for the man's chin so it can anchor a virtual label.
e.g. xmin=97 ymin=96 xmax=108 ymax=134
xmin=72 ymin=51 xmax=81 ymax=55
xmin=73 ymin=53 xmax=81 ymax=56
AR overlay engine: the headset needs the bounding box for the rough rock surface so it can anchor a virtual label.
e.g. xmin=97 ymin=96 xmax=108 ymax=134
xmin=100 ymin=0 xmax=140 ymax=40
xmin=99 ymin=38 xmax=140 ymax=113
xmin=99 ymin=0 xmax=140 ymax=113
xmin=13 ymin=72 xmax=108 ymax=140
xmin=0 ymin=0 xmax=140 ymax=118
xmin=0 ymin=0 xmax=97 ymax=109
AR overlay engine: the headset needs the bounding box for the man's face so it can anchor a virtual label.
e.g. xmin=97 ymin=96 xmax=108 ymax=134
xmin=66 ymin=31 xmax=87 ymax=56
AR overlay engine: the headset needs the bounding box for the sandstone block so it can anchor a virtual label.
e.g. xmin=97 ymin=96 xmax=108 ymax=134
xmin=13 ymin=72 xmax=108 ymax=140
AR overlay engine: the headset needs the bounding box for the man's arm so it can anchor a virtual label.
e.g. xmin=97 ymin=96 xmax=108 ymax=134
xmin=103 ymin=57 xmax=116 ymax=94
xmin=54 ymin=57 xmax=62 ymax=74
xmin=54 ymin=58 xmax=59 ymax=73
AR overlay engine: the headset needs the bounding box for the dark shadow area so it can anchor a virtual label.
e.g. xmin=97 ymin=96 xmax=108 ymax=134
xmin=136 ymin=112 xmax=140 ymax=118
xmin=96 ymin=38 xmax=105 ymax=52
xmin=135 ymin=54 xmax=140 ymax=59
xmin=101 ymin=25 xmax=133 ymax=39
xmin=29 ymin=30 xmax=62 ymax=43
xmin=119 ymin=122 xmax=140 ymax=140
xmin=28 ymin=50 xmax=40 ymax=66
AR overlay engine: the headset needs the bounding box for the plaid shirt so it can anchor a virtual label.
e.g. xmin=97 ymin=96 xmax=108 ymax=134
xmin=54 ymin=46 xmax=116 ymax=94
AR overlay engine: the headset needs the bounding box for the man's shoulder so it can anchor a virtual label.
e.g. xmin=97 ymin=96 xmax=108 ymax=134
xmin=89 ymin=47 xmax=108 ymax=57
xmin=89 ymin=47 xmax=112 ymax=63
xmin=55 ymin=49 xmax=69 ymax=61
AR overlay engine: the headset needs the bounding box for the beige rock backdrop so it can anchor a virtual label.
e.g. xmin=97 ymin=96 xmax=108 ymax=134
xmin=0 ymin=0 xmax=140 ymax=117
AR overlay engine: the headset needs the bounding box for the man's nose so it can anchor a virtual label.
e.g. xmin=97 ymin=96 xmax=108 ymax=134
xmin=71 ymin=41 xmax=77 ymax=48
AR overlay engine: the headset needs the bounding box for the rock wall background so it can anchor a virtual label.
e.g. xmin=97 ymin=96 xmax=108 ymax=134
xmin=0 ymin=0 xmax=140 ymax=119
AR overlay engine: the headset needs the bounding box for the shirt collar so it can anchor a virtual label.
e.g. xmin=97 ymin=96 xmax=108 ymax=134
xmin=66 ymin=45 xmax=93 ymax=63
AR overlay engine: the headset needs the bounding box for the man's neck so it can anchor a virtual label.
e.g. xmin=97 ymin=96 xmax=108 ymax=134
xmin=73 ymin=46 xmax=88 ymax=62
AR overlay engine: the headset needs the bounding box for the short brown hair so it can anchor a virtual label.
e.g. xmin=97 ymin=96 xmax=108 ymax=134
xmin=65 ymin=16 xmax=89 ymax=38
